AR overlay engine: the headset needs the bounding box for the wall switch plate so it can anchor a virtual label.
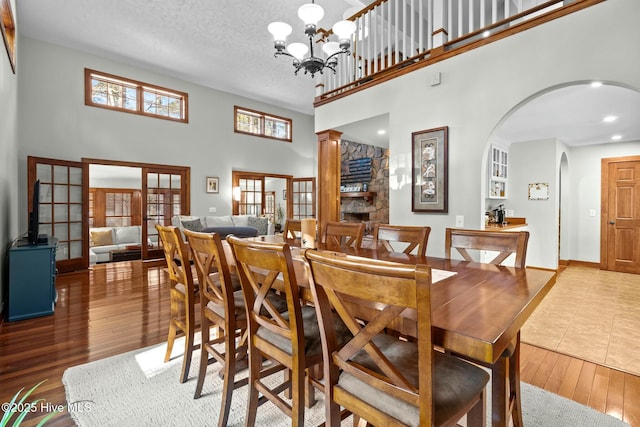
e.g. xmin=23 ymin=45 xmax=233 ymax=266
xmin=208 ymin=207 xmax=217 ymax=213
xmin=589 ymin=209 xmax=596 ymax=217
xmin=455 ymin=215 xmax=464 ymax=227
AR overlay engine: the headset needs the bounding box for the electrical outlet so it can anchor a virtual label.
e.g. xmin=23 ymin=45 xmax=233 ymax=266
xmin=208 ymin=207 xmax=217 ymax=213
xmin=507 ymin=209 xmax=514 ymax=217
xmin=455 ymin=215 xmax=464 ymax=227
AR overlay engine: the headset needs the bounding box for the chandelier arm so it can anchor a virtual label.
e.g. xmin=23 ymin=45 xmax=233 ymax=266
xmin=325 ymin=49 xmax=350 ymax=64
xmin=274 ymin=51 xmax=295 ymax=60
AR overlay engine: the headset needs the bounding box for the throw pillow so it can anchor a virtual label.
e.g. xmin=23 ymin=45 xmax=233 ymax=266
xmin=90 ymin=229 xmax=114 ymax=247
xmin=181 ymin=218 xmax=204 ymax=232
xmin=247 ymin=216 xmax=268 ymax=235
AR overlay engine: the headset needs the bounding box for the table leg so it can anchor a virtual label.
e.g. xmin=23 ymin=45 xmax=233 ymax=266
xmin=491 ymin=331 xmax=523 ymax=427
xmin=491 ymin=355 xmax=509 ymax=427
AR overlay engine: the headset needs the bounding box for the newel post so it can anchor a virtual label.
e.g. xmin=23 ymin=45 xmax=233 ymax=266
xmin=431 ymin=0 xmax=449 ymax=56
xmin=316 ymin=129 xmax=342 ymax=240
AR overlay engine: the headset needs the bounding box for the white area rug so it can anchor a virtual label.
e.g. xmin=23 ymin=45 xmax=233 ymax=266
xmin=63 ymin=339 xmax=629 ymax=427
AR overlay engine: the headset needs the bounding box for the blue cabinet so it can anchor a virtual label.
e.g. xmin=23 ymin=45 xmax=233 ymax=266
xmin=7 ymin=238 xmax=57 ymax=321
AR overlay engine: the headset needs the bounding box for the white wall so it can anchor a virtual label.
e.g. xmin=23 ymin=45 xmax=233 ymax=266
xmin=16 ymin=37 xmax=317 ymax=231
xmin=508 ymin=139 xmax=562 ymax=268
xmin=566 ymin=140 xmax=640 ymax=263
xmin=0 ymin=0 xmax=19 ymax=313
xmin=314 ymin=0 xmax=640 ymax=269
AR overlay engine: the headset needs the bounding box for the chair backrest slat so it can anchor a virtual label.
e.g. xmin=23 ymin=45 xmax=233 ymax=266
xmin=372 ymin=224 xmax=431 ymax=256
xmin=304 ymin=250 xmax=434 ymax=422
xmin=444 ymin=228 xmax=529 ymax=268
xmin=283 ymin=219 xmax=302 ymax=240
xmin=156 ymin=225 xmax=196 ymax=301
xmin=183 ymin=230 xmax=235 ymax=318
xmin=227 ymin=236 xmax=303 ymax=345
xmin=322 ymin=221 xmax=365 ymax=251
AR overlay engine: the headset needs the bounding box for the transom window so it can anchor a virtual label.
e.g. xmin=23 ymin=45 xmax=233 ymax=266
xmin=85 ymin=68 xmax=188 ymax=123
xmin=234 ymin=106 xmax=292 ymax=142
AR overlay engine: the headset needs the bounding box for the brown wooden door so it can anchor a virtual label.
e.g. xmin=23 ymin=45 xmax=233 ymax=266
xmin=601 ymin=156 xmax=640 ymax=273
xmin=28 ymin=156 xmax=89 ymax=273
xmin=142 ymin=167 xmax=190 ymax=261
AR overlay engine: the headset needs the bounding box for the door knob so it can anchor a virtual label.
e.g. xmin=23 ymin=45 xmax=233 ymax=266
xmin=609 ymin=220 xmax=615 ymax=224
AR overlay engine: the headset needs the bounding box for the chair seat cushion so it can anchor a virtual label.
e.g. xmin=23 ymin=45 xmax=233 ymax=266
xmin=256 ymin=306 xmax=350 ymax=357
xmin=206 ymin=289 xmax=287 ymax=320
xmin=337 ymin=334 xmax=489 ymax=427
xmin=202 ymin=226 xmax=258 ymax=239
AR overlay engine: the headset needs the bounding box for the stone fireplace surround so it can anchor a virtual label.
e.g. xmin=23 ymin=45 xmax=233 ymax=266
xmin=340 ymin=140 xmax=389 ymax=233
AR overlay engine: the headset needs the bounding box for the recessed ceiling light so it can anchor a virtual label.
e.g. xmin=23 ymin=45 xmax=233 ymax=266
xmin=611 ymin=134 xmax=622 ymax=140
xmin=377 ymin=129 xmax=386 ymax=135
xmin=603 ymin=115 xmax=618 ymax=123
xmin=590 ymin=81 xmax=603 ymax=88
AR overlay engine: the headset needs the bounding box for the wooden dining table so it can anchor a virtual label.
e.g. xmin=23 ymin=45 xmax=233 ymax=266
xmin=224 ymin=234 xmax=557 ymax=427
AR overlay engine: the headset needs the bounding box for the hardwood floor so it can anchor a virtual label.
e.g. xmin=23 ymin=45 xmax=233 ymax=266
xmin=1 ymin=261 xmax=639 ymax=426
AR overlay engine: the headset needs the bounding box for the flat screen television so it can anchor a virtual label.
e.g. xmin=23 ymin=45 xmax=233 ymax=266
xmin=27 ymin=179 xmax=41 ymax=245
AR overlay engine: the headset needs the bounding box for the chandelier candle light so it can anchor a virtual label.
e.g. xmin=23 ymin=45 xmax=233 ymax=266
xmin=268 ymin=1 xmax=356 ymax=77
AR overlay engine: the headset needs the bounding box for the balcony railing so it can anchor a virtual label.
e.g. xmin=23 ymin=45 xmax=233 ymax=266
xmin=315 ymin=0 xmax=603 ymax=106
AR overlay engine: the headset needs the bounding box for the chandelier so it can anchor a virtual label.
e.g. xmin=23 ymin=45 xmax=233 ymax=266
xmin=268 ymin=1 xmax=356 ymax=77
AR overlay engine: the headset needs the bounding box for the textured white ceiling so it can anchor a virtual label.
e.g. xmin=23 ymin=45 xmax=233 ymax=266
xmin=17 ymin=0 xmax=369 ymax=115
xmin=16 ymin=1 xmax=640 ymax=147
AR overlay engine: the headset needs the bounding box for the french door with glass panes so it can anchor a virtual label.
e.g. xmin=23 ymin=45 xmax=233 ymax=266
xmin=28 ymin=156 xmax=89 ymax=273
xmin=291 ymin=177 xmax=316 ymax=219
xmin=143 ymin=167 xmax=189 ymax=261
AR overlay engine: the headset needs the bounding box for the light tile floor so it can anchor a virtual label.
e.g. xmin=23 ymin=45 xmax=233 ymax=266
xmin=521 ymin=266 xmax=640 ymax=376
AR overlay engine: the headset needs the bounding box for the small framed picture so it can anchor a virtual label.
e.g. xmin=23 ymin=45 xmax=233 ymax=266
xmin=206 ymin=177 xmax=219 ymax=194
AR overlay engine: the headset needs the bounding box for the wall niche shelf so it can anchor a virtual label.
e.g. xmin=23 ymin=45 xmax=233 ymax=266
xmin=340 ymin=191 xmax=376 ymax=203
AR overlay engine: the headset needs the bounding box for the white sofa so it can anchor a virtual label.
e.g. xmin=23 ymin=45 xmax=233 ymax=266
xmin=89 ymin=225 xmax=143 ymax=264
xmin=171 ymin=215 xmax=274 ymax=236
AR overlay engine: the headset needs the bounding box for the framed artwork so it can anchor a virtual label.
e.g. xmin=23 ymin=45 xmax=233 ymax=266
xmin=528 ymin=182 xmax=549 ymax=200
xmin=411 ymin=126 xmax=448 ymax=213
xmin=206 ymin=176 xmax=219 ymax=194
xmin=0 ymin=0 xmax=16 ymax=73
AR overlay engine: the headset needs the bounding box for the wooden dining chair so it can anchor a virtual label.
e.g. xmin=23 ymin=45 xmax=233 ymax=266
xmin=227 ymin=235 xmax=350 ymax=427
xmin=444 ymin=227 xmax=530 ymax=427
xmin=304 ymin=250 xmax=489 ymax=427
xmin=371 ymin=223 xmax=432 ymax=256
xmin=183 ymin=230 xmax=248 ymax=427
xmin=322 ymin=221 xmax=365 ymax=251
xmin=445 ymin=227 xmax=529 ymax=267
xmin=155 ymin=224 xmax=199 ymax=384
xmin=283 ymin=219 xmax=302 ymax=240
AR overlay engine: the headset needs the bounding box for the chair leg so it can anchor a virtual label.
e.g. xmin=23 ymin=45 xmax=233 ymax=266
xmin=194 ymin=321 xmax=211 ymax=399
xmin=217 ymin=328 xmax=237 ymax=427
xmin=466 ymin=391 xmax=486 ymax=427
xmin=304 ymin=368 xmax=317 ymax=408
xmin=244 ymin=347 xmax=261 ymax=427
xmin=180 ymin=327 xmax=195 ymax=383
xmin=164 ymin=320 xmax=177 ymax=363
xmin=291 ymin=363 xmax=305 ymax=427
